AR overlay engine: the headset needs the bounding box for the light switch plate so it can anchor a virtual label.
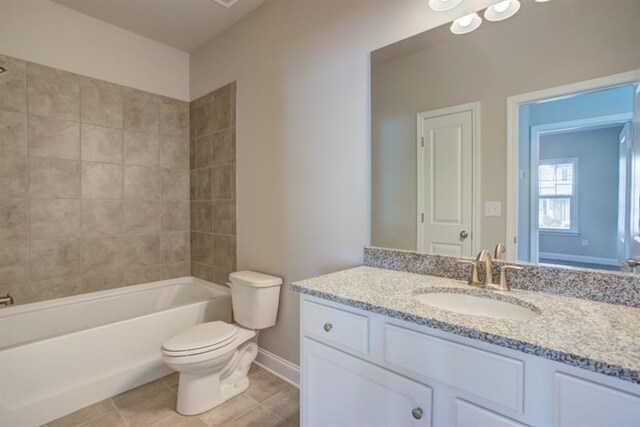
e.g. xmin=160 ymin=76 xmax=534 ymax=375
xmin=485 ymin=201 xmax=502 ymax=217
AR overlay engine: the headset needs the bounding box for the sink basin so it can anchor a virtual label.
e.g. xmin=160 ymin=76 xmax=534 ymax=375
xmin=414 ymin=291 xmax=539 ymax=320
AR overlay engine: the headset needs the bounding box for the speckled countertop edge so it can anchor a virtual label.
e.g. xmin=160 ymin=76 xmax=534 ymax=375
xmin=291 ymin=266 xmax=640 ymax=385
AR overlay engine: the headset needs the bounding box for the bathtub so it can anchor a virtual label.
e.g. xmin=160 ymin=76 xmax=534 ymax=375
xmin=0 ymin=277 xmax=232 ymax=427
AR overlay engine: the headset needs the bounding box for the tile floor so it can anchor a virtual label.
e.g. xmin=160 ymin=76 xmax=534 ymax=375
xmin=46 ymin=364 xmax=299 ymax=427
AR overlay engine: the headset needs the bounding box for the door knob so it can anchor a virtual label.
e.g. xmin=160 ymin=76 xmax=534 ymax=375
xmin=323 ymin=322 xmax=333 ymax=332
xmin=459 ymin=230 xmax=469 ymax=240
xmin=411 ymin=407 xmax=423 ymax=420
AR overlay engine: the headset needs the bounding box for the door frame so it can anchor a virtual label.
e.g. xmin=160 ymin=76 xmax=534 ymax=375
xmin=416 ymin=102 xmax=481 ymax=255
xmin=528 ymin=113 xmax=633 ymax=263
xmin=506 ymin=70 xmax=640 ymax=261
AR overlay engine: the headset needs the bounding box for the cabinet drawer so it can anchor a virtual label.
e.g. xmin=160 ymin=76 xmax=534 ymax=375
xmin=302 ymin=299 xmax=368 ymax=355
xmin=555 ymin=373 xmax=640 ymax=426
xmin=455 ymin=399 xmax=527 ymax=427
xmin=384 ymin=324 xmax=524 ymax=413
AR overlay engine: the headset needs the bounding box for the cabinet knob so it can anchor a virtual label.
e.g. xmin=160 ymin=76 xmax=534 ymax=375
xmin=411 ymin=407 xmax=423 ymax=420
xmin=323 ymin=322 xmax=333 ymax=332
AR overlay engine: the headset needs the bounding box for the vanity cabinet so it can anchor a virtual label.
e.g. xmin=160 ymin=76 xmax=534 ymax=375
xmin=300 ymin=296 xmax=640 ymax=427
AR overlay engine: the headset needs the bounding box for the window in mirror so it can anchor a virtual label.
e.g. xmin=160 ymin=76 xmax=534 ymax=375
xmin=539 ymin=159 xmax=577 ymax=233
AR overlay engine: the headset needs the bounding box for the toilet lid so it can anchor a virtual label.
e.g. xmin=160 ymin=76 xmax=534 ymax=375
xmin=162 ymin=321 xmax=238 ymax=353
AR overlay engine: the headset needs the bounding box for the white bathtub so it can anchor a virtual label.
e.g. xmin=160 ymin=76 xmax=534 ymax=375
xmin=0 ymin=277 xmax=232 ymax=427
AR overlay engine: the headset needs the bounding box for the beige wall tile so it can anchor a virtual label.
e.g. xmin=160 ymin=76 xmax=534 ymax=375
xmin=124 ymin=165 xmax=159 ymax=200
xmin=82 ymin=199 xmax=123 ymax=236
xmin=230 ymin=127 xmax=236 ymax=163
xmin=124 ymin=131 xmax=158 ymax=166
xmin=211 ymin=200 xmax=231 ymax=234
xmin=81 ymin=124 xmax=123 ymax=163
xmin=0 ymin=155 xmax=27 ymax=198
xmin=124 ymin=93 xmax=159 ymax=133
xmin=211 ymin=164 xmax=230 ymax=199
xmin=213 ymin=267 xmax=231 ymax=285
xmin=0 ymin=241 xmax=28 ymax=285
xmin=160 ymin=231 xmax=190 ymax=263
xmin=0 ymin=55 xmax=27 ymax=114
xmin=30 ymin=276 xmax=82 ymax=302
xmin=81 ymin=85 xmax=123 ymax=129
xmin=194 ymin=201 xmax=212 ymax=232
xmin=82 ymin=162 xmax=123 ymax=199
xmin=81 ymin=236 xmax=124 ymax=274
xmin=214 ymin=234 xmax=236 ymax=270
xmin=124 ymin=264 xmax=164 ymax=285
xmin=27 ymin=62 xmax=79 ymax=85
xmin=194 ymin=232 xmax=214 ymax=265
xmin=160 ymin=135 xmax=189 ymax=169
xmin=29 ymin=157 xmax=80 ymax=198
xmin=162 ymin=261 xmax=191 ymax=279
xmin=230 ymin=163 xmax=236 ymax=200
xmin=161 ymin=201 xmax=189 ymax=231
xmin=30 ymin=238 xmax=80 ymax=281
xmin=212 ymin=93 xmax=231 ymax=131
xmin=28 ymin=78 xmax=80 ymax=121
xmin=195 ymin=168 xmax=212 ymax=200
xmin=30 ymin=198 xmax=81 ymax=240
xmin=230 ymin=202 xmax=237 ymax=236
xmin=190 ymin=103 xmax=212 ymax=138
xmin=0 ymin=198 xmax=27 ymax=242
xmin=28 ymin=115 xmax=80 ymax=160
xmin=160 ymin=168 xmax=189 ymax=201
xmin=0 ymin=110 xmax=27 ymax=156
xmin=124 ymin=200 xmax=160 ymax=234
xmin=160 ymin=97 xmax=189 ymax=137
xmin=211 ymin=129 xmax=230 ymax=166
xmin=195 ymin=134 xmax=213 ymax=168
xmin=190 ymin=138 xmax=197 ymax=169
xmin=125 ymin=233 xmax=159 ymax=267
xmin=193 ymin=263 xmax=215 ymax=282
xmin=190 ymin=170 xmax=197 ymax=199
xmin=82 ymin=271 xmax=125 ymax=294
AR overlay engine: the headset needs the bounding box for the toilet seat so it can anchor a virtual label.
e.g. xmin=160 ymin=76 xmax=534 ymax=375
xmin=162 ymin=321 xmax=238 ymax=357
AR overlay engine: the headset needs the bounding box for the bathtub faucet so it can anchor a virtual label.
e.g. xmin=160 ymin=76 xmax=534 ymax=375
xmin=0 ymin=293 xmax=14 ymax=307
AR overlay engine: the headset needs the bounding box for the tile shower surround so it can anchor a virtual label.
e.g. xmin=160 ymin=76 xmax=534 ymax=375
xmin=189 ymin=83 xmax=237 ymax=285
xmin=0 ymin=53 xmax=192 ymax=305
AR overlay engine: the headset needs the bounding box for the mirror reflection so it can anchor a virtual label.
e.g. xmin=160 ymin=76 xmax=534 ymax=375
xmin=370 ymin=0 xmax=640 ymax=272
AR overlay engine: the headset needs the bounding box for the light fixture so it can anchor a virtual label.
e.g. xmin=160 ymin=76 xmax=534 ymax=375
xmin=0 ymin=66 xmax=6 ymax=74
xmin=450 ymin=12 xmax=482 ymax=35
xmin=534 ymin=0 xmax=551 ymax=2
xmin=484 ymin=0 xmax=521 ymax=22
xmin=212 ymin=0 xmax=238 ymax=8
xmin=428 ymin=0 xmax=463 ymax=12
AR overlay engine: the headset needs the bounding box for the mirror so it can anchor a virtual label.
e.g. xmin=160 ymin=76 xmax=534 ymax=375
xmin=371 ymin=0 xmax=640 ymax=272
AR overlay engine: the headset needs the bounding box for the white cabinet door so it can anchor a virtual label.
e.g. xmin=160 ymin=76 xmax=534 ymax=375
xmin=455 ymin=399 xmax=527 ymax=427
xmin=302 ymin=338 xmax=432 ymax=427
xmin=555 ymin=373 xmax=640 ymax=427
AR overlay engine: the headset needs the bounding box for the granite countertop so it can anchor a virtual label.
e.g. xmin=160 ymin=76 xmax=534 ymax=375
xmin=291 ymin=266 xmax=640 ymax=385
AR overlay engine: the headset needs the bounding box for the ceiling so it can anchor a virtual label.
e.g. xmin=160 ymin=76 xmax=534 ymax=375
xmin=51 ymin=0 xmax=266 ymax=52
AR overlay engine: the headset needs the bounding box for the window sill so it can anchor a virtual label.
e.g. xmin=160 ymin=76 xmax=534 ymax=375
xmin=540 ymin=230 xmax=579 ymax=237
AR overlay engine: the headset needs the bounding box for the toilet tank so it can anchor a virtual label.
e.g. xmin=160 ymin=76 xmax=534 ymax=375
xmin=228 ymin=271 xmax=283 ymax=330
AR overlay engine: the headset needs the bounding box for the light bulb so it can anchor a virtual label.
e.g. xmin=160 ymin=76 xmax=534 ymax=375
xmin=450 ymin=13 xmax=482 ymax=34
xmin=493 ymin=0 xmax=511 ymax=13
xmin=458 ymin=15 xmax=474 ymax=27
xmin=428 ymin=0 xmax=463 ymax=12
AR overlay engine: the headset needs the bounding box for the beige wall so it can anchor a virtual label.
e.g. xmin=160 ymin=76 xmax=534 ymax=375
xmin=0 ymin=55 xmax=190 ymax=305
xmin=190 ymin=0 xmax=496 ymax=365
xmin=371 ymin=0 xmax=640 ymax=252
xmin=0 ymin=0 xmax=189 ymax=101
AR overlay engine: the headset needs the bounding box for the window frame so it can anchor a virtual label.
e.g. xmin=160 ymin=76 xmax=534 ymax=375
xmin=538 ymin=157 xmax=579 ymax=235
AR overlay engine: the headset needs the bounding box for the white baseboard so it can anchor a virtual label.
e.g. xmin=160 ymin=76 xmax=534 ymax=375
xmin=254 ymin=347 xmax=300 ymax=387
xmin=538 ymin=252 xmax=619 ymax=266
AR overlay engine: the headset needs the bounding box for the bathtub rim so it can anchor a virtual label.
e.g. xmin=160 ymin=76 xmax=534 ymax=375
xmin=0 ymin=276 xmax=230 ymax=319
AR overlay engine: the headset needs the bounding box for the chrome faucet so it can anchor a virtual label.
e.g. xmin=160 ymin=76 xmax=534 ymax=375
xmin=0 ymin=293 xmax=14 ymax=307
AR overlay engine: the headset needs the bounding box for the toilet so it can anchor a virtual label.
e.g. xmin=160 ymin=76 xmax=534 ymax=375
xmin=161 ymin=271 xmax=283 ymax=415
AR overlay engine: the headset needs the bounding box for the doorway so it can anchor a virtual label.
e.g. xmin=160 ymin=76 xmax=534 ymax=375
xmin=416 ymin=103 xmax=480 ymax=257
xmin=509 ymin=78 xmax=637 ymax=270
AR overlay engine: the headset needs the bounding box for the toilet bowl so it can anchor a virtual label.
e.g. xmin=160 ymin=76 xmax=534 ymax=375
xmin=161 ymin=271 xmax=282 ymax=415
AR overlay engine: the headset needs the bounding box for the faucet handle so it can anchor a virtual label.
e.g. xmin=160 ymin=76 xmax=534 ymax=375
xmin=493 ymin=265 xmax=524 ymax=291
xmin=458 ymin=259 xmax=482 ymax=286
xmin=494 ymin=243 xmax=506 ymax=260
